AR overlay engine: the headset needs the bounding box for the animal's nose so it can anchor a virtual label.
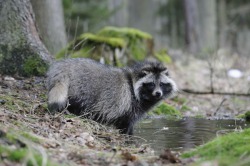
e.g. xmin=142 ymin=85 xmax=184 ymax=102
xmin=153 ymin=91 xmax=162 ymax=98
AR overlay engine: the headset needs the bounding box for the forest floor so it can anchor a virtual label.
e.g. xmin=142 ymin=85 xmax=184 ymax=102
xmin=0 ymin=54 xmax=250 ymax=165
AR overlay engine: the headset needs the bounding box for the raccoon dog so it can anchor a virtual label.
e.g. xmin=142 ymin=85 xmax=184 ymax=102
xmin=47 ymin=58 xmax=177 ymax=135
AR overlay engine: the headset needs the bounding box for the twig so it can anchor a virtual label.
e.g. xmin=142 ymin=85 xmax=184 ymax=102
xmin=214 ymin=98 xmax=227 ymax=116
xmin=181 ymin=89 xmax=250 ymax=97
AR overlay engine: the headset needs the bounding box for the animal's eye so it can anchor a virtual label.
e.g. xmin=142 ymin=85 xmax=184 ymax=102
xmin=143 ymin=82 xmax=155 ymax=88
xmin=160 ymin=82 xmax=171 ymax=87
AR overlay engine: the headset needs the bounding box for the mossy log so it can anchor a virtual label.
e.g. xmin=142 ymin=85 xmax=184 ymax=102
xmin=56 ymin=26 xmax=155 ymax=66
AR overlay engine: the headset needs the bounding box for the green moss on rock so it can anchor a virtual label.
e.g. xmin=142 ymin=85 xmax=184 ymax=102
xmin=23 ymin=56 xmax=48 ymax=76
xmin=56 ymin=26 xmax=154 ymax=65
xmin=236 ymin=111 xmax=250 ymax=121
xmin=154 ymin=49 xmax=172 ymax=64
xmin=80 ymin=33 xmax=126 ymax=48
xmin=98 ymin=26 xmax=152 ymax=61
xmin=245 ymin=111 xmax=250 ymax=122
xmin=0 ymin=45 xmax=49 ymax=77
xmin=98 ymin=26 xmax=152 ymax=40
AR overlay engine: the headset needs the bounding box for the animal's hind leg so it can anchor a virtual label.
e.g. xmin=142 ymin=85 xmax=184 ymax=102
xmin=48 ymin=82 xmax=68 ymax=113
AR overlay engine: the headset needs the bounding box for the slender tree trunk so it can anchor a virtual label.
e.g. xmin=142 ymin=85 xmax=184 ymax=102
xmin=218 ymin=0 xmax=227 ymax=48
xmin=0 ymin=0 xmax=52 ymax=76
xmin=108 ymin=0 xmax=128 ymax=27
xmin=184 ymin=0 xmax=201 ymax=53
xmin=197 ymin=0 xmax=217 ymax=51
xmin=128 ymin=0 xmax=157 ymax=34
xmin=30 ymin=0 xmax=67 ymax=55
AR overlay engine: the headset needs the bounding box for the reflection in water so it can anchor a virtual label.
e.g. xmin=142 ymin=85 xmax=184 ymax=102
xmin=134 ymin=117 xmax=249 ymax=153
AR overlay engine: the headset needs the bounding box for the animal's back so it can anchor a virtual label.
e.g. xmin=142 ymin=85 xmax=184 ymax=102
xmin=47 ymin=58 xmax=132 ymax=123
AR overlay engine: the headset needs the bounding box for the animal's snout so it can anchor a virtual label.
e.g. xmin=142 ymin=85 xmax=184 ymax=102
xmin=153 ymin=90 xmax=163 ymax=98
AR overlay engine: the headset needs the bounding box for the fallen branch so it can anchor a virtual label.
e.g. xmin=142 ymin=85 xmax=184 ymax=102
xmin=181 ymin=89 xmax=250 ymax=97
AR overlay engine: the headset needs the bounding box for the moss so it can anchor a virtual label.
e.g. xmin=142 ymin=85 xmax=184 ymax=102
xmin=194 ymin=114 xmax=205 ymax=118
xmin=23 ymin=56 xmax=48 ymax=76
xmin=152 ymin=102 xmax=181 ymax=118
xmin=236 ymin=111 xmax=250 ymax=121
xmin=56 ymin=33 xmax=126 ymax=61
xmin=180 ymin=105 xmax=192 ymax=112
xmin=79 ymin=33 xmax=126 ymax=48
xmin=0 ymin=45 xmax=49 ymax=77
xmin=98 ymin=26 xmax=152 ymax=61
xmin=245 ymin=111 xmax=250 ymax=122
xmin=0 ymin=94 xmax=31 ymax=111
xmin=171 ymin=97 xmax=187 ymax=104
xmin=0 ymin=145 xmax=55 ymax=166
xmin=56 ymin=27 xmax=154 ymax=66
xmin=21 ymin=133 xmax=40 ymax=143
xmin=154 ymin=49 xmax=172 ymax=64
xmin=98 ymin=26 xmax=152 ymax=40
xmin=236 ymin=114 xmax=245 ymax=119
xmin=182 ymin=128 xmax=250 ymax=165
xmin=0 ymin=130 xmax=56 ymax=166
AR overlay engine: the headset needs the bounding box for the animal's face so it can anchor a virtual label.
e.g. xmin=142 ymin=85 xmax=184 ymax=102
xmin=133 ymin=61 xmax=177 ymax=102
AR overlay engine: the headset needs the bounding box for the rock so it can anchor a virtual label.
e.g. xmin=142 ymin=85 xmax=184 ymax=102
xmin=0 ymin=99 xmax=6 ymax=105
xmin=4 ymin=76 xmax=15 ymax=81
xmin=2 ymin=76 xmax=16 ymax=88
xmin=227 ymin=69 xmax=243 ymax=78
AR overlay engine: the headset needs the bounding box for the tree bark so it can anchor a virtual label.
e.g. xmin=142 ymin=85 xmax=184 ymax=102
xmin=218 ymin=0 xmax=227 ymax=48
xmin=184 ymin=0 xmax=201 ymax=53
xmin=128 ymin=0 xmax=157 ymax=35
xmin=0 ymin=0 xmax=52 ymax=76
xmin=30 ymin=0 xmax=67 ymax=55
xmin=197 ymin=0 xmax=217 ymax=51
xmin=108 ymin=0 xmax=128 ymax=27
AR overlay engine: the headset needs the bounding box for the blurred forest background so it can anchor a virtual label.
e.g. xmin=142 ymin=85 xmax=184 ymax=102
xmin=62 ymin=0 xmax=250 ymax=56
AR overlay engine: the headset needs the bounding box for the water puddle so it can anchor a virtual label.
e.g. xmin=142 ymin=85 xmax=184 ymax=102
xmin=135 ymin=117 xmax=249 ymax=153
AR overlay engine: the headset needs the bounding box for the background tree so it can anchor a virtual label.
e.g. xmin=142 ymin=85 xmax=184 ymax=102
xmin=62 ymin=0 xmax=112 ymax=39
xmin=108 ymin=0 xmax=128 ymax=27
xmin=30 ymin=0 xmax=67 ymax=55
xmin=0 ymin=0 xmax=52 ymax=76
xmin=197 ymin=0 xmax=217 ymax=52
xmin=183 ymin=0 xmax=201 ymax=53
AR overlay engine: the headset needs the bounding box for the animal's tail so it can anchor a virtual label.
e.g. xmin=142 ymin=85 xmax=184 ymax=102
xmin=47 ymin=79 xmax=69 ymax=113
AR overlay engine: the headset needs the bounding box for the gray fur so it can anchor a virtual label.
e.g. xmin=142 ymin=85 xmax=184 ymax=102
xmin=47 ymin=58 xmax=177 ymax=135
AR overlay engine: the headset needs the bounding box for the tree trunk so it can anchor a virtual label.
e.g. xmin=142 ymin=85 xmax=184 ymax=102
xmin=128 ymin=0 xmax=157 ymax=35
xmin=0 ymin=0 xmax=52 ymax=76
xmin=108 ymin=0 xmax=128 ymax=27
xmin=197 ymin=0 xmax=217 ymax=51
xmin=184 ymin=0 xmax=201 ymax=53
xmin=30 ymin=0 xmax=67 ymax=55
xmin=218 ymin=0 xmax=227 ymax=48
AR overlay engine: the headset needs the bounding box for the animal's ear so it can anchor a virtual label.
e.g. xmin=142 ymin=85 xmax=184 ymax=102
xmin=162 ymin=70 xmax=169 ymax=76
xmin=142 ymin=70 xmax=150 ymax=75
xmin=138 ymin=70 xmax=150 ymax=78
